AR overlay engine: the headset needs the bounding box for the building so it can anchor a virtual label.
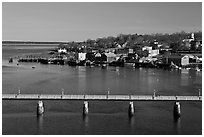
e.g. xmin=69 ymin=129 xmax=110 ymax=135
xmin=149 ymin=49 xmax=159 ymax=57
xmin=86 ymin=52 xmax=95 ymax=61
xmin=94 ymin=53 xmax=102 ymax=63
xmin=181 ymin=55 xmax=189 ymax=66
xmin=163 ymin=54 xmax=197 ymax=66
xmin=125 ymin=53 xmax=138 ymax=63
xmin=142 ymin=46 xmax=159 ymax=57
xmin=142 ymin=46 xmax=152 ymax=51
xmin=104 ymin=52 xmax=117 ymax=63
xmin=78 ymin=53 xmax=86 ymax=61
xmin=183 ymin=33 xmax=195 ymax=43
xmin=128 ymin=48 xmax=134 ymax=54
xmin=58 ymin=48 xmax=67 ymax=53
xmin=182 ymin=33 xmax=196 ymax=48
xmin=181 ymin=54 xmax=198 ymax=66
xmin=163 ymin=55 xmax=182 ymax=66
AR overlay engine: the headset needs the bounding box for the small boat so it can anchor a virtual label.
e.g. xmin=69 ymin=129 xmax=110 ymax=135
xmin=32 ymin=66 xmax=36 ymax=69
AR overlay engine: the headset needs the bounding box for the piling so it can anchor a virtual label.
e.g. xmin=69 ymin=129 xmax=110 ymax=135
xmin=37 ymin=100 xmax=44 ymax=116
xmin=83 ymin=101 xmax=89 ymax=116
xmin=173 ymin=101 xmax=181 ymax=118
xmin=128 ymin=101 xmax=135 ymax=116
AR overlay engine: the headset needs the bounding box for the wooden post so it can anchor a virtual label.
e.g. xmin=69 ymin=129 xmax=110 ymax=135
xmin=37 ymin=100 xmax=44 ymax=116
xmin=83 ymin=101 xmax=89 ymax=116
xmin=198 ymin=89 xmax=201 ymax=100
xmin=128 ymin=101 xmax=135 ymax=116
xmin=61 ymin=88 xmax=64 ymax=99
xmin=173 ymin=101 xmax=181 ymax=118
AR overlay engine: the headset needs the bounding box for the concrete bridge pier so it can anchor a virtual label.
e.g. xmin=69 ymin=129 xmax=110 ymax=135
xmin=128 ymin=101 xmax=135 ymax=116
xmin=173 ymin=101 xmax=181 ymax=118
xmin=37 ymin=100 xmax=44 ymax=116
xmin=83 ymin=101 xmax=89 ymax=116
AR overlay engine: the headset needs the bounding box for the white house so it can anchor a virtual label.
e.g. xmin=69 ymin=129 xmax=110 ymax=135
xmin=128 ymin=48 xmax=134 ymax=53
xmin=181 ymin=54 xmax=195 ymax=66
xmin=181 ymin=55 xmax=189 ymax=66
xmin=149 ymin=49 xmax=159 ymax=57
xmin=58 ymin=48 xmax=67 ymax=53
xmin=142 ymin=46 xmax=152 ymax=51
xmin=78 ymin=53 xmax=86 ymax=61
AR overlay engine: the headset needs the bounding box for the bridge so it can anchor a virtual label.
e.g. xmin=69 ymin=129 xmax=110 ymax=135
xmin=2 ymin=94 xmax=202 ymax=117
xmin=2 ymin=94 xmax=202 ymax=101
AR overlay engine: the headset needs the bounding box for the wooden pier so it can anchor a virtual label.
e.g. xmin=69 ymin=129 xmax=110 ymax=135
xmin=2 ymin=94 xmax=202 ymax=101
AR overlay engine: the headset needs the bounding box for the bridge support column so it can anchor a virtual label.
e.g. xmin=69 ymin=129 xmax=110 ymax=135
xmin=37 ymin=100 xmax=44 ymax=116
xmin=128 ymin=101 xmax=135 ymax=116
xmin=83 ymin=101 xmax=89 ymax=116
xmin=173 ymin=101 xmax=181 ymax=118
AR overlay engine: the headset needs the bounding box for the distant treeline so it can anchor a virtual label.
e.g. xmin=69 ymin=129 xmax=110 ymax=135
xmin=58 ymin=31 xmax=202 ymax=52
xmin=2 ymin=31 xmax=202 ymax=52
xmin=2 ymin=41 xmax=68 ymax=45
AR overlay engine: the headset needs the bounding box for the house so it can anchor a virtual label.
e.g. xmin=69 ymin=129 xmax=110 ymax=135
xmin=86 ymin=52 xmax=95 ymax=62
xmin=125 ymin=53 xmax=138 ymax=63
xmin=78 ymin=52 xmax=86 ymax=61
xmin=149 ymin=49 xmax=159 ymax=57
xmin=182 ymin=33 xmax=197 ymax=49
xmin=104 ymin=52 xmax=117 ymax=63
xmin=163 ymin=54 xmax=196 ymax=66
xmin=105 ymin=48 xmax=119 ymax=53
xmin=142 ymin=46 xmax=152 ymax=51
xmin=142 ymin=46 xmax=159 ymax=57
xmin=58 ymin=48 xmax=67 ymax=53
xmin=181 ymin=55 xmax=189 ymax=66
xmin=128 ymin=48 xmax=134 ymax=54
xmin=181 ymin=54 xmax=197 ymax=66
xmin=94 ymin=53 xmax=102 ymax=63
xmin=163 ymin=55 xmax=182 ymax=66
xmin=183 ymin=33 xmax=195 ymax=43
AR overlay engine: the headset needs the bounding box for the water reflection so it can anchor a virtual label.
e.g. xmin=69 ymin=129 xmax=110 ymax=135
xmin=128 ymin=114 xmax=135 ymax=134
xmin=128 ymin=115 xmax=135 ymax=127
xmin=180 ymin=69 xmax=190 ymax=86
xmin=173 ymin=116 xmax=181 ymax=134
xmin=37 ymin=115 xmax=44 ymax=134
xmin=83 ymin=115 xmax=89 ymax=134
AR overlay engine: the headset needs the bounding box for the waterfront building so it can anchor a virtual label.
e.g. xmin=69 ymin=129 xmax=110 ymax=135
xmin=78 ymin=52 xmax=86 ymax=61
xmin=104 ymin=52 xmax=117 ymax=63
xmin=149 ymin=49 xmax=160 ymax=57
xmin=163 ymin=55 xmax=182 ymax=66
xmin=163 ymin=54 xmax=198 ymax=66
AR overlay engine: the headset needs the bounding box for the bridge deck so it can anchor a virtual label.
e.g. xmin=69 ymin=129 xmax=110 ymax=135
xmin=2 ymin=94 xmax=202 ymax=101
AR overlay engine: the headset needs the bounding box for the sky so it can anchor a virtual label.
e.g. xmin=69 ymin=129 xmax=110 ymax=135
xmin=2 ymin=2 xmax=202 ymax=42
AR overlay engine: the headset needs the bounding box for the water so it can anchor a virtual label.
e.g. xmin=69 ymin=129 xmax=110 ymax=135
xmin=2 ymin=45 xmax=202 ymax=135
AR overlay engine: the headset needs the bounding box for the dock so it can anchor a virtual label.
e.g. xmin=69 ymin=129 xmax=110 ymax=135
xmin=2 ymin=94 xmax=202 ymax=101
